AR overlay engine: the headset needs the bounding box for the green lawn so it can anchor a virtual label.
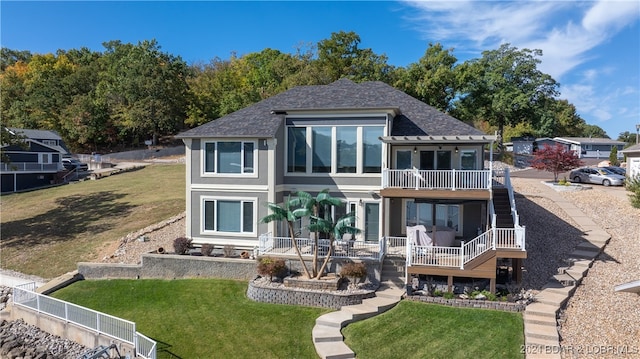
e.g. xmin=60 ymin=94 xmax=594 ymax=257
xmin=0 ymin=164 xmax=185 ymax=278
xmin=53 ymin=279 xmax=524 ymax=359
xmin=343 ymin=300 xmax=524 ymax=359
xmin=51 ymin=279 xmax=328 ymax=359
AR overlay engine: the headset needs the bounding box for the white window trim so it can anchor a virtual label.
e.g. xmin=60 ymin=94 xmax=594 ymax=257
xmin=201 ymin=196 xmax=257 ymax=237
xmin=40 ymin=153 xmax=52 ymax=164
xmin=285 ymin=124 xmax=384 ymax=176
xmin=201 ymin=140 xmax=258 ymax=178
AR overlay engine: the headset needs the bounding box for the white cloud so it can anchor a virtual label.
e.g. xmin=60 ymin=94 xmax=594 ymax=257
xmin=401 ymin=0 xmax=639 ymax=80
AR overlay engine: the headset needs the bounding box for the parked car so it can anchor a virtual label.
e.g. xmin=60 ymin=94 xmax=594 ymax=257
xmin=62 ymin=158 xmax=88 ymax=171
xmin=569 ymin=167 xmax=625 ymax=186
xmin=600 ymin=166 xmax=626 ymax=176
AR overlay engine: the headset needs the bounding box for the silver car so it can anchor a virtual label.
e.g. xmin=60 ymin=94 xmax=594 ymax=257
xmin=569 ymin=167 xmax=625 ymax=186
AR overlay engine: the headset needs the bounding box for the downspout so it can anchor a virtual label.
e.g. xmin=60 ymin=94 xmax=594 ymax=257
xmin=183 ymin=138 xmax=192 ymax=239
xmin=267 ymin=138 xmax=277 ymax=235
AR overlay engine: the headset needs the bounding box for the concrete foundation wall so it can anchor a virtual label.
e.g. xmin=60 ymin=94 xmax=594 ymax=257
xmin=79 ymin=254 xmax=258 ymax=281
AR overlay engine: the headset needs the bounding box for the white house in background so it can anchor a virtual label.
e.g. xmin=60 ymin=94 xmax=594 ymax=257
xmin=621 ymin=144 xmax=640 ymax=180
xmin=553 ymin=137 xmax=625 ymax=159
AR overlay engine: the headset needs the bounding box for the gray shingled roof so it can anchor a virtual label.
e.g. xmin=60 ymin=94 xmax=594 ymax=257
xmin=177 ymin=78 xmax=485 ymax=138
xmin=8 ymin=128 xmax=62 ymax=140
xmin=554 ymin=137 xmax=626 ymax=145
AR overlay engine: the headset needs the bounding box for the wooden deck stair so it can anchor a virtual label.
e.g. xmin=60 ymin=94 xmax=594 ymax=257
xmin=493 ymin=188 xmax=514 ymax=228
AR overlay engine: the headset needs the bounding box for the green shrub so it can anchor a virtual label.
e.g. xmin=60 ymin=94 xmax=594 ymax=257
xmin=173 ymin=237 xmax=192 ymax=255
xmin=626 ymin=176 xmax=640 ymax=209
xmin=200 ymin=244 xmax=214 ymax=256
xmin=340 ymin=262 xmax=367 ymax=279
xmin=443 ymin=292 xmax=455 ymax=299
xmin=433 ymin=290 xmax=443 ymax=297
xmin=257 ymin=257 xmax=287 ymax=281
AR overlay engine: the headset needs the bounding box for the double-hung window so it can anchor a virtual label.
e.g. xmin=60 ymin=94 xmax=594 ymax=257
xmin=203 ymin=198 xmax=255 ymax=234
xmin=203 ymin=141 xmax=254 ymax=175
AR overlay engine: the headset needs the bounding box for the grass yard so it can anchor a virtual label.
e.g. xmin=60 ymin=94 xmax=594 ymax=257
xmin=0 ymin=164 xmax=185 ymax=278
xmin=52 ymin=279 xmax=329 ymax=359
xmin=343 ymin=300 xmax=524 ymax=359
xmin=52 ymin=279 xmax=525 ymax=359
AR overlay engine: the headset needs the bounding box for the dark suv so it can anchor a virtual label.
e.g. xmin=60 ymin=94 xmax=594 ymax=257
xmin=62 ymin=158 xmax=88 ymax=171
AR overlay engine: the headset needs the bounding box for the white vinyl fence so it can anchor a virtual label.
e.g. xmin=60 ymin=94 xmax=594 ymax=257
xmin=12 ymin=283 xmax=156 ymax=359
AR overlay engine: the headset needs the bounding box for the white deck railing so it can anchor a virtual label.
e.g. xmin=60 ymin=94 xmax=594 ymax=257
xmin=1 ymin=162 xmax=61 ymax=172
xmin=12 ymin=283 xmax=156 ymax=359
xmin=404 ymin=226 xmax=525 ymax=269
xmin=382 ymin=168 xmax=491 ymax=191
xmin=258 ymin=235 xmax=384 ymax=260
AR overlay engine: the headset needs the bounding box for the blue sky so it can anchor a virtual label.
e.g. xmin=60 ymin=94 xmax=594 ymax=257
xmin=2 ymin=1 xmax=639 ymax=140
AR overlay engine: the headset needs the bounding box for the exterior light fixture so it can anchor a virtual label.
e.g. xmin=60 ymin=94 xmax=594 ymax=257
xmin=455 ymin=146 xmax=459 ymax=153
xmin=413 ymin=147 xmax=417 ymax=154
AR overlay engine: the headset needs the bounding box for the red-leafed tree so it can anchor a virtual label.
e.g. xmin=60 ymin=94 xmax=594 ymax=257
xmin=530 ymin=143 xmax=582 ymax=182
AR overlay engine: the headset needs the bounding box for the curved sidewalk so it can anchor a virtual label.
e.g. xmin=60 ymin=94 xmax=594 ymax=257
xmin=517 ymin=179 xmax=612 ymax=359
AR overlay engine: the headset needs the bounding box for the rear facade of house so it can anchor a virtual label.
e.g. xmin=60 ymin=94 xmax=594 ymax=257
xmin=178 ymin=79 xmax=526 ymax=292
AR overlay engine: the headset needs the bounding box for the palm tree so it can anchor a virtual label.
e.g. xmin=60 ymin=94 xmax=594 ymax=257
xmin=261 ymin=189 xmax=361 ymax=280
xmin=260 ymin=195 xmax=312 ymax=279
xmin=308 ymin=211 xmax=361 ymax=279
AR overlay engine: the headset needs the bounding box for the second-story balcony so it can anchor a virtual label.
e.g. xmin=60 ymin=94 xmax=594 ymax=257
xmin=1 ymin=162 xmax=61 ymax=173
xmin=381 ymin=168 xmax=493 ymax=200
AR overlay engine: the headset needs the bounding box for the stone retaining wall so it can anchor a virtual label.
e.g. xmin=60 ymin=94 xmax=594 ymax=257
xmin=79 ymin=254 xmax=257 ymax=280
xmin=406 ymin=295 xmax=526 ymax=312
xmin=247 ymin=280 xmax=376 ymax=309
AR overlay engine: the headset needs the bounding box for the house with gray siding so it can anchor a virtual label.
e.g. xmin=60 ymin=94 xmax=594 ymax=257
xmin=554 ymin=137 xmax=625 ymax=159
xmin=1 ymin=128 xmax=69 ymax=193
xmin=177 ymin=79 xmax=526 ymax=292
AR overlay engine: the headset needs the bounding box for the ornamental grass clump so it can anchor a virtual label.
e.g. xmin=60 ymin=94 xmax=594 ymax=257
xmin=200 ymin=243 xmax=214 ymax=256
xmin=340 ymin=262 xmax=367 ymax=287
xmin=173 ymin=237 xmax=192 ymax=255
xmin=257 ymin=257 xmax=287 ymax=282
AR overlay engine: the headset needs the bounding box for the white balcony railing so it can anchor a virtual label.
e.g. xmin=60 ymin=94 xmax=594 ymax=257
xmin=404 ymin=227 xmax=525 ymax=269
xmin=382 ymin=168 xmax=491 ymax=191
xmin=258 ymin=234 xmax=384 ymax=260
xmin=1 ymin=162 xmax=61 ymax=172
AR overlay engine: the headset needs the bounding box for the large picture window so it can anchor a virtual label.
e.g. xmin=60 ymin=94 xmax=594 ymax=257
xmin=286 ymin=125 xmax=384 ymax=174
xmin=203 ymin=141 xmax=254 ymax=174
xmin=203 ymin=198 xmax=255 ymax=233
xmin=363 ymin=127 xmax=383 ymax=173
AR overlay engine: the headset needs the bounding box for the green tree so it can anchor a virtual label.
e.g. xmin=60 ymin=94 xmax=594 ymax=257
xmin=609 ymin=146 xmax=619 ymax=166
xmin=617 ymin=131 xmax=638 ymax=147
xmin=395 ymin=43 xmax=458 ymax=112
xmin=536 ymin=98 xmax=587 ymax=137
xmin=97 ymin=39 xmax=190 ymax=145
xmin=315 ymin=31 xmax=393 ymax=83
xmin=454 ymin=44 xmax=559 ymax=148
xmin=580 ymin=124 xmax=609 ymax=138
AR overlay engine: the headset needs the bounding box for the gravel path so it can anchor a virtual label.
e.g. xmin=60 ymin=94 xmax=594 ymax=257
xmin=556 ymin=187 xmax=640 ymax=358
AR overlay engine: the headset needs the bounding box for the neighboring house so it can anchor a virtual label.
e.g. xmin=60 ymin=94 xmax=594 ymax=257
xmin=1 ymin=128 xmax=69 ymax=193
xmin=177 ymin=79 xmax=526 ymax=293
xmin=621 ymin=144 xmax=640 ymax=180
xmin=509 ymin=136 xmax=563 ymax=155
xmin=554 ymin=137 xmax=625 ymax=159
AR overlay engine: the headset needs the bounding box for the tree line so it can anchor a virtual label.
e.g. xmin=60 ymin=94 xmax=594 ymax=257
xmin=0 ymin=31 xmax=613 ymax=153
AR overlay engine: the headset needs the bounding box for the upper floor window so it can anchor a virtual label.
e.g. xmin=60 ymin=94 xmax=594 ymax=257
xmin=286 ymin=125 xmax=384 ymax=175
xmin=41 ymin=140 xmax=57 ymax=146
xmin=203 ymin=141 xmax=254 ymax=175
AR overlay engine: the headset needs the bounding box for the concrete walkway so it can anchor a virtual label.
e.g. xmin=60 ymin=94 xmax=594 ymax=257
xmin=312 ymin=285 xmax=405 ymax=359
xmin=517 ymin=179 xmax=612 ymax=359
